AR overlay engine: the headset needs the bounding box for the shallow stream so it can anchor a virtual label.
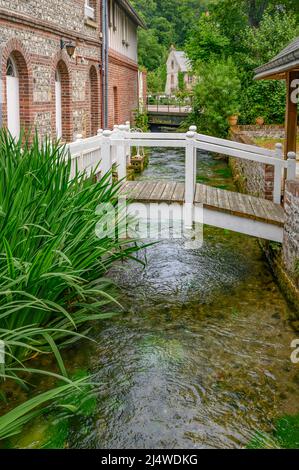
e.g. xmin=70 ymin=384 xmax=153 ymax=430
xmin=9 ymin=148 xmax=299 ymax=449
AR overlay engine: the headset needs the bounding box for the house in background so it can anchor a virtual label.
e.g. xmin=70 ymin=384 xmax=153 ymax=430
xmin=165 ymin=46 xmax=195 ymax=95
xmin=0 ymin=0 xmax=146 ymax=142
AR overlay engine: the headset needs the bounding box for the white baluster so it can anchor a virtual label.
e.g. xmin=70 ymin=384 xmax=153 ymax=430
xmin=287 ymin=151 xmax=297 ymax=181
xmin=101 ymin=130 xmax=112 ymax=182
xmin=74 ymin=134 xmax=83 ymax=173
xmin=189 ymin=126 xmax=198 ymax=188
xmin=273 ymin=143 xmax=283 ymax=203
xmin=124 ymin=122 xmax=131 ymax=164
xmin=111 ymin=125 xmax=119 ymax=166
xmin=184 ymin=130 xmax=196 ymax=229
xmin=117 ymin=124 xmax=127 ymax=181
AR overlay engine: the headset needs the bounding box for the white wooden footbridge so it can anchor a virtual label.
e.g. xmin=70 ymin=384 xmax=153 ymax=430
xmin=67 ymin=124 xmax=297 ymax=243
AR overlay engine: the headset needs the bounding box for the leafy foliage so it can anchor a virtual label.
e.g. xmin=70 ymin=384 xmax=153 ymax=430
xmin=186 ymin=2 xmax=299 ymax=132
xmin=147 ymin=65 xmax=167 ymax=94
xmin=137 ymin=29 xmax=167 ymax=71
xmin=134 ymin=110 xmax=149 ymax=131
xmin=0 ymin=378 xmax=91 ymax=441
xmin=131 ymin=0 xmax=207 ymax=76
xmin=0 ymin=131 xmax=140 ymax=386
xmin=178 ymin=72 xmax=185 ymax=92
xmin=185 ymin=15 xmax=230 ymax=67
xmin=189 ymin=58 xmax=241 ymax=137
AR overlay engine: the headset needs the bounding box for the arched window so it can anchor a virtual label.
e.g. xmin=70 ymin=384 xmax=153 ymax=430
xmin=55 ymin=61 xmax=71 ymax=141
xmin=6 ymin=56 xmax=20 ymax=139
xmin=55 ymin=70 xmax=62 ymax=139
xmin=6 ymin=57 xmax=18 ymax=77
xmin=89 ymin=66 xmax=100 ymax=136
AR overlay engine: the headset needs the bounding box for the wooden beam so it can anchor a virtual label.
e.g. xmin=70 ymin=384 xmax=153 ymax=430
xmin=285 ymin=70 xmax=299 ymax=159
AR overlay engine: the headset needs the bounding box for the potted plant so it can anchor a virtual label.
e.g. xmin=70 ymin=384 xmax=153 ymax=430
xmin=255 ymin=116 xmax=265 ymax=126
xmin=228 ymin=114 xmax=239 ymax=126
xmin=253 ymin=105 xmax=266 ymax=126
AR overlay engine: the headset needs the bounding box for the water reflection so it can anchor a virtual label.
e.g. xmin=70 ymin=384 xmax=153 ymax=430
xmin=66 ymin=148 xmax=298 ymax=449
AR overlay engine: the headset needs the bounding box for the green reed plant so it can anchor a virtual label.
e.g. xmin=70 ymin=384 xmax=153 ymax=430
xmin=0 ymin=130 xmax=140 ymax=385
xmin=0 ymin=377 xmax=93 ymax=440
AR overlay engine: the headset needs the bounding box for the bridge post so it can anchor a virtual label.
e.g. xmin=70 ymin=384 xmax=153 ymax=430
xmin=287 ymin=151 xmax=297 ymax=181
xmin=124 ymin=121 xmax=131 ymax=164
xmin=185 ymin=130 xmax=196 ymax=229
xmin=101 ymin=130 xmax=113 ymax=183
xmin=117 ymin=124 xmax=127 ymax=181
xmin=111 ymin=125 xmax=119 ymax=171
xmin=189 ymin=126 xmax=198 ymax=188
xmin=273 ymin=143 xmax=283 ymax=203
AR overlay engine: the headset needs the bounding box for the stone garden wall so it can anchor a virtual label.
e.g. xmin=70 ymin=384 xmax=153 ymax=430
xmin=229 ymin=127 xmax=275 ymax=200
xmin=230 ymin=125 xmax=299 ymax=312
xmin=283 ymin=180 xmax=299 ymax=288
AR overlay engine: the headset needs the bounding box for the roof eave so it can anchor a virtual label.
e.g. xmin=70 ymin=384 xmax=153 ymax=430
xmin=254 ymin=59 xmax=299 ymax=80
xmin=117 ymin=0 xmax=146 ymax=28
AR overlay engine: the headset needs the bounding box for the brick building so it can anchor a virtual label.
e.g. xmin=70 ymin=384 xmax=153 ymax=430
xmin=0 ymin=0 xmax=145 ymax=142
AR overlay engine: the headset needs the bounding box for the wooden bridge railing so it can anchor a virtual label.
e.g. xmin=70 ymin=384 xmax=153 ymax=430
xmin=67 ymin=125 xmax=297 ymax=215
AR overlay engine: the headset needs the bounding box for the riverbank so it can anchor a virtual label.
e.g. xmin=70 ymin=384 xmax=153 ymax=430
xmin=229 ymin=126 xmax=299 ymax=315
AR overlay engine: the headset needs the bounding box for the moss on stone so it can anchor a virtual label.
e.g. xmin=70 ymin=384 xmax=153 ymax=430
xmin=246 ymin=414 xmax=299 ymax=449
xmin=274 ymin=414 xmax=299 ymax=449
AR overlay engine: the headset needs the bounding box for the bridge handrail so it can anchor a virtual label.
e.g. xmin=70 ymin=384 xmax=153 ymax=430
xmin=127 ymin=132 xmax=186 ymax=140
xmin=125 ymin=131 xmax=277 ymax=156
xmin=192 ymin=139 xmax=281 ymax=166
xmin=195 ymin=132 xmax=276 ymax=158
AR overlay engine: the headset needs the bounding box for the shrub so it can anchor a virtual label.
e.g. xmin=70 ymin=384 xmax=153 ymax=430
xmin=134 ymin=110 xmax=149 ymax=131
xmin=191 ymin=58 xmax=241 ymax=137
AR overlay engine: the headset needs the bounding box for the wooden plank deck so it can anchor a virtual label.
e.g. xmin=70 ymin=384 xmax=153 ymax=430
xmin=120 ymin=181 xmax=284 ymax=227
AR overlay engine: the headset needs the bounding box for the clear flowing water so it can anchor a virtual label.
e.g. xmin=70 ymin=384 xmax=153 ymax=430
xmin=9 ymin=148 xmax=299 ymax=449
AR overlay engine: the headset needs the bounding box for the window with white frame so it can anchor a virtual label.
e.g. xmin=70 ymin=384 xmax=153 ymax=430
xmin=108 ymin=0 xmax=113 ymax=27
xmin=108 ymin=0 xmax=117 ymax=31
xmin=122 ymin=15 xmax=129 ymax=47
xmin=85 ymin=0 xmax=95 ymax=20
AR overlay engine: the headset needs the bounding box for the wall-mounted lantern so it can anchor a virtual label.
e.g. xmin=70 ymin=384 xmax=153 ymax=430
xmin=60 ymin=39 xmax=76 ymax=58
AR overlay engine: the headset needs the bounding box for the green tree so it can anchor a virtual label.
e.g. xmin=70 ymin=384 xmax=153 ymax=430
xmin=151 ymin=16 xmax=174 ymax=48
xmin=137 ymin=29 xmax=167 ymax=71
xmin=209 ymin=0 xmax=299 ymax=28
xmin=186 ymin=3 xmax=299 ymax=128
xmin=131 ymin=0 xmax=157 ymax=22
xmin=242 ymin=8 xmax=298 ymax=67
xmin=185 ymin=14 xmax=230 ymax=68
xmin=191 ymin=58 xmax=241 ymax=137
xmin=178 ymin=72 xmax=186 ymax=91
xmin=147 ymin=65 xmax=167 ymax=93
xmin=239 ymin=9 xmax=299 ymax=123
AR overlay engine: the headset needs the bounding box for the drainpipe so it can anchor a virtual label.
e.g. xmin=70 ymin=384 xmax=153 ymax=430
xmin=101 ymin=0 xmax=109 ymax=129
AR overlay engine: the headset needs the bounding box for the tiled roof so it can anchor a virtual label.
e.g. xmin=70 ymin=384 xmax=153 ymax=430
xmin=254 ymin=36 xmax=299 ymax=79
xmin=173 ymin=51 xmax=190 ymax=72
